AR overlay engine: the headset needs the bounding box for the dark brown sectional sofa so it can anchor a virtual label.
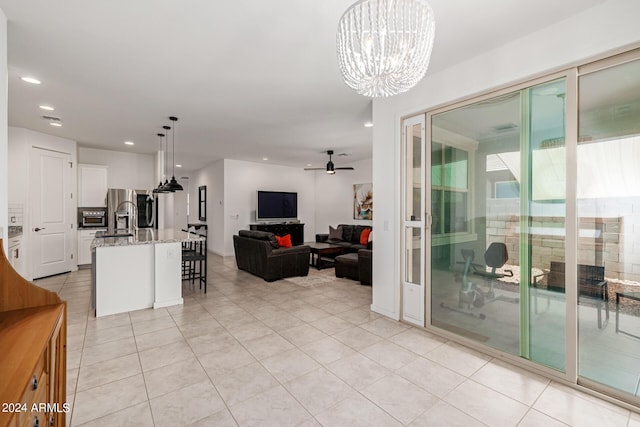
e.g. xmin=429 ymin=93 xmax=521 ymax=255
xmin=233 ymin=230 xmax=310 ymax=282
xmin=317 ymin=224 xmax=373 ymax=285
xmin=315 ymin=224 xmax=372 ymax=252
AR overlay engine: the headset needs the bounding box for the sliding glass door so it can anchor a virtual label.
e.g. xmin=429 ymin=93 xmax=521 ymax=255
xmin=407 ymin=47 xmax=640 ymax=404
xmin=577 ymin=57 xmax=640 ymax=397
xmin=427 ymin=78 xmax=567 ymax=370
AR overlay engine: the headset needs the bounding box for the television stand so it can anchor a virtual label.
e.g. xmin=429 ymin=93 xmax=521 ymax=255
xmin=249 ymin=222 xmax=304 ymax=246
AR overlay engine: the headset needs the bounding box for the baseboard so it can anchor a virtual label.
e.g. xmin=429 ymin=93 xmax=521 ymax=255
xmin=370 ymin=304 xmax=399 ymax=321
xmin=154 ymin=298 xmax=184 ymax=309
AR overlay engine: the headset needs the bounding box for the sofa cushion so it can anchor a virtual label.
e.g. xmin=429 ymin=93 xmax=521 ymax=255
xmin=239 ymin=229 xmax=279 ymax=248
xmin=352 ymin=226 xmax=367 ymax=243
xmin=350 ymin=243 xmax=368 ymax=251
xmin=331 ymin=241 xmax=352 ymax=248
xmin=341 ymin=225 xmax=354 ymax=243
xmin=275 ymin=234 xmax=292 ymax=248
xmin=329 ymin=225 xmax=343 ymax=241
xmin=359 ymin=228 xmax=371 ymax=245
xmin=335 ymin=253 xmax=359 ymax=281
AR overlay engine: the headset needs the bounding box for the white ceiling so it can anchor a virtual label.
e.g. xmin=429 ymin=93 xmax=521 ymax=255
xmin=0 ymin=0 xmax=607 ymax=172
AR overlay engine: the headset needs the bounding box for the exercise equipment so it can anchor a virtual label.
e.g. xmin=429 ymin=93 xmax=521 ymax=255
xmin=441 ymin=243 xmax=517 ymax=318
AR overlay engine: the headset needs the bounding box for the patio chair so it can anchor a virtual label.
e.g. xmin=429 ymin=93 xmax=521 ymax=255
xmin=533 ymin=262 xmax=609 ymax=329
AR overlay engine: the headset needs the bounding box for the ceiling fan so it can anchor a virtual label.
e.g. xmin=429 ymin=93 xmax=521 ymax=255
xmin=304 ymin=150 xmax=354 ymax=175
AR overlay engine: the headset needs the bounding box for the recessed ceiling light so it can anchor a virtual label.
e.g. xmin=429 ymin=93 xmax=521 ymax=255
xmin=262 ymin=157 xmax=268 ymax=161
xmin=39 ymin=105 xmax=55 ymax=111
xmin=124 ymin=141 xmax=135 ymax=146
xmin=49 ymin=122 xmax=62 ymax=127
xmin=21 ymin=76 xmax=41 ymax=84
xmin=306 ymin=163 xmax=312 ymax=167
xmin=364 ymin=121 xmax=373 ymax=128
xmin=175 ymin=164 xmax=182 ymax=168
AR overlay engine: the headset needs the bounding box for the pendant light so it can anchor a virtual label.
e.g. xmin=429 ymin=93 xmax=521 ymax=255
xmin=160 ymin=125 xmax=174 ymax=192
xmin=153 ymin=133 xmax=169 ymax=193
xmin=165 ymin=116 xmax=183 ymax=191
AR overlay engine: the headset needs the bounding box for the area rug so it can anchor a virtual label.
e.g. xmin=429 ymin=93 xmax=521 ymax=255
xmin=284 ymin=274 xmax=337 ymax=288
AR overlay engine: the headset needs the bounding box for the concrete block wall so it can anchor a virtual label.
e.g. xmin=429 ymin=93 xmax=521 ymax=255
xmin=484 ymin=198 xmax=640 ymax=282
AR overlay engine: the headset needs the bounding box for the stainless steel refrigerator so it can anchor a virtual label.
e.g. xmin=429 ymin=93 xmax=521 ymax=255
xmin=107 ymin=189 xmax=156 ymax=232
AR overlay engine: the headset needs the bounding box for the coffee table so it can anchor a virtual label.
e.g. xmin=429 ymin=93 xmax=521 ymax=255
xmin=307 ymin=242 xmax=345 ymax=269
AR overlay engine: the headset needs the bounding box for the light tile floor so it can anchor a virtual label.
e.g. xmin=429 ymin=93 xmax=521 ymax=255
xmin=33 ymin=255 xmax=640 ymax=426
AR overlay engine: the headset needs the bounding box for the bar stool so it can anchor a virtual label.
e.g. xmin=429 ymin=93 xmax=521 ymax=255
xmin=182 ymin=226 xmax=207 ymax=293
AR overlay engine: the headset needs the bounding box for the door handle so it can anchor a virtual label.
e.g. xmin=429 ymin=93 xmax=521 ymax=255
xmin=34 ymin=227 xmax=46 ymax=232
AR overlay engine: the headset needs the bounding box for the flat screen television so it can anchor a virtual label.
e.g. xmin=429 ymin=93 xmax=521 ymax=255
xmin=257 ymin=191 xmax=298 ymax=221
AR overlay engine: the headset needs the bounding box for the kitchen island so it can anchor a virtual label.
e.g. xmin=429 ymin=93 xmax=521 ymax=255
xmin=91 ymin=228 xmax=204 ymax=317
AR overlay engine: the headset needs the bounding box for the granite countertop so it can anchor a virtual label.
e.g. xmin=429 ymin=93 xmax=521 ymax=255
xmin=92 ymin=228 xmax=205 ymax=249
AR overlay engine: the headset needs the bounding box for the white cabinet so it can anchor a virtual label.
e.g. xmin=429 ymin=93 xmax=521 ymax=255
xmin=78 ymin=229 xmax=104 ymax=265
xmin=8 ymin=236 xmax=23 ymax=276
xmin=78 ymin=164 xmax=108 ymax=207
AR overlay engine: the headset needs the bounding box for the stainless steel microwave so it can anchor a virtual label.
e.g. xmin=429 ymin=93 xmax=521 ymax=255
xmin=78 ymin=207 xmax=107 ymax=228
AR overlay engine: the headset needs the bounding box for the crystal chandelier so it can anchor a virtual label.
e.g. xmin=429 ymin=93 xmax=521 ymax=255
xmin=337 ymin=0 xmax=436 ymax=97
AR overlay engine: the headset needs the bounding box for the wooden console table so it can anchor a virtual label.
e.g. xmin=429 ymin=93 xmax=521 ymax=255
xmin=0 ymin=238 xmax=67 ymax=427
xmin=249 ymin=223 xmax=304 ymax=246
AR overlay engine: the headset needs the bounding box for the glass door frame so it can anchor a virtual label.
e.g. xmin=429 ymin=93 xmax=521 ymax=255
xmin=403 ymin=46 xmax=640 ymax=408
xmin=401 ymin=114 xmax=427 ymax=327
xmin=574 ymin=48 xmax=640 ymax=402
xmin=418 ymin=69 xmax=579 ymax=384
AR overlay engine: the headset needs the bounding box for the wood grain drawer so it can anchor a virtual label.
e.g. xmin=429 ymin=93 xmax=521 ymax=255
xmin=18 ymin=352 xmax=46 ymax=408
xmin=18 ymin=383 xmax=46 ymax=427
xmin=15 ymin=356 xmax=48 ymax=427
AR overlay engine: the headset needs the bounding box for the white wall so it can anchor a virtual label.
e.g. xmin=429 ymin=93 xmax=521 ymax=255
xmin=78 ymin=147 xmax=155 ymax=190
xmin=188 ymin=157 xmax=373 ymax=256
xmin=8 ymin=128 xmax=28 ymax=206
xmin=0 ymin=11 xmax=7 ymax=253
xmin=156 ymin=176 xmax=190 ymax=230
xmin=371 ymin=0 xmax=640 ymax=319
xmin=173 ymin=177 xmax=190 ymax=229
xmin=314 ymin=158 xmax=373 ymax=234
xmin=190 ymin=160 xmax=224 ymax=255
xmin=223 ymin=159 xmax=316 ymax=256
xmin=8 ymin=127 xmax=77 ymax=280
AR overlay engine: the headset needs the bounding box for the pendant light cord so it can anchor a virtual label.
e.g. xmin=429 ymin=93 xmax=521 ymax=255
xmin=170 ymin=116 xmax=178 ymax=178
xmin=163 ymin=125 xmax=171 ymax=182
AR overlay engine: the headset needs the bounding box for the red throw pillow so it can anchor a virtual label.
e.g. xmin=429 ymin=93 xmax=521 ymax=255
xmin=275 ymin=234 xmax=292 ymax=248
xmin=360 ymin=228 xmax=371 ymax=245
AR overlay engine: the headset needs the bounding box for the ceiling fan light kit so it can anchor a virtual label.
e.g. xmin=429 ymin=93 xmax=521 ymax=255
xmin=337 ymin=0 xmax=436 ymax=98
xmin=326 ymin=160 xmax=336 ymax=174
xmin=305 ymin=150 xmax=354 ymax=175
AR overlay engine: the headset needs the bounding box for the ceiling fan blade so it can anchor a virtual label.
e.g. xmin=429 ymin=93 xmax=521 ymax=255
xmin=304 ymin=167 xmax=324 ymax=171
xmin=335 ymin=167 xmax=355 ymax=170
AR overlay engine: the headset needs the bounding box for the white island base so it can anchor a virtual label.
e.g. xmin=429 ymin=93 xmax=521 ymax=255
xmin=92 ymin=229 xmax=200 ymax=317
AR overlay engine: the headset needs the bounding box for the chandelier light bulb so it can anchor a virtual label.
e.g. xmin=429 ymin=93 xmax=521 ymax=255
xmin=363 ymin=34 xmax=373 ymax=53
xmin=337 ymin=0 xmax=436 ymax=98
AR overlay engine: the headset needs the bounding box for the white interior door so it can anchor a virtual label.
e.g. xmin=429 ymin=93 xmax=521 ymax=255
xmin=30 ymin=147 xmax=73 ymax=279
xmin=402 ymin=115 xmax=426 ymax=326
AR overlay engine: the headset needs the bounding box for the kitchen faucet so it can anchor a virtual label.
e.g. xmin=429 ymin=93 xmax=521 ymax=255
xmin=115 ymin=200 xmax=138 ymax=233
